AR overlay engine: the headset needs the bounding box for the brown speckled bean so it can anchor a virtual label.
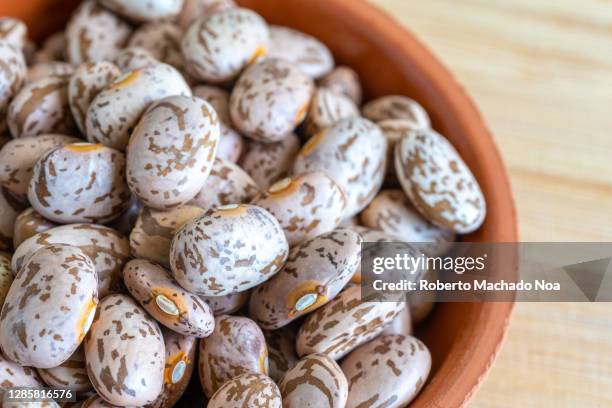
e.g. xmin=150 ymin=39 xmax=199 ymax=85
xmin=198 ymin=315 xmax=268 ymax=397
xmin=145 ymin=329 xmax=197 ymax=408
xmin=69 ymin=62 xmax=121 ymax=134
xmin=263 ymin=327 xmax=298 ymax=383
xmin=240 ymin=133 xmax=300 ymax=190
xmin=100 ymin=0 xmax=184 ymax=23
xmin=12 ymin=223 xmax=130 ymax=297
xmin=0 ymin=252 xmax=13 ymax=307
xmin=395 ymin=129 xmax=486 ymax=234
xmin=177 ymin=0 xmax=237 ymax=29
xmin=230 ymin=58 xmax=314 ymax=142
xmin=360 ymin=189 xmax=455 ymax=255
xmin=0 ymin=351 xmax=44 ymax=393
xmin=189 ymin=157 xmax=259 ymax=210
xmin=126 ymin=95 xmax=219 ymax=210
xmin=0 ymin=244 xmax=98 ymax=368
xmin=28 ymin=143 xmax=130 ymax=224
xmin=296 ymin=285 xmax=405 ymax=360
xmin=113 ymin=46 xmax=159 ymax=73
xmin=302 ymin=87 xmax=359 ymax=137
xmin=207 ymin=372 xmax=281 ymax=408
xmin=0 ymin=134 xmax=80 ymax=199
xmin=8 ymin=74 xmax=76 ymax=139
xmin=378 ymin=118 xmax=427 ymax=183
xmin=130 ymin=205 xmax=205 ymax=267
xmin=251 ymin=172 xmax=347 ymax=246
xmin=0 ymin=187 xmax=22 ymax=251
xmin=86 ymin=63 xmax=192 ymax=150
xmin=267 ymin=25 xmax=334 ymax=79
xmin=181 ymin=8 xmax=269 ymax=83
xmin=128 ymin=22 xmax=184 ymax=70
xmin=318 ymin=66 xmax=363 ymax=106
xmin=65 ymin=0 xmax=132 ymax=65
xmin=381 ymin=305 xmax=413 ymax=337
xmin=362 ymin=95 xmax=431 ymax=126
xmin=170 ymin=204 xmax=288 ymax=295
xmin=249 ymin=229 xmax=360 ymax=329
xmin=13 ymin=208 xmax=58 ymax=249
xmin=0 ymin=40 xmax=26 ymax=133
xmin=341 ymin=334 xmax=431 ymax=408
xmin=84 ymin=294 xmax=165 ymax=406
xmin=200 ymin=291 xmax=250 ymax=316
xmin=293 ymin=117 xmax=387 ymax=218
xmin=37 ymin=347 xmax=92 ymax=395
xmin=279 ymin=353 xmax=348 ymax=408
xmin=192 ymin=85 xmax=244 ymax=163
xmin=124 ymin=259 xmax=215 ymax=338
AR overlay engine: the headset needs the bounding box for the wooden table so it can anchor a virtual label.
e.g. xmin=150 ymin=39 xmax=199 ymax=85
xmin=368 ymin=1 xmax=612 ymax=406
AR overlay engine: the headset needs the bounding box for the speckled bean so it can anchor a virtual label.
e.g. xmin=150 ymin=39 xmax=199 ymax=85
xmin=0 ymin=134 xmax=80 ymax=199
xmin=37 ymin=347 xmax=92 ymax=395
xmin=126 ymin=95 xmax=219 ymax=210
xmin=362 ymin=95 xmax=431 ymax=126
xmin=86 ymin=63 xmax=192 ymax=150
xmin=177 ymin=0 xmax=237 ymax=29
xmin=360 ymin=189 xmax=455 ymax=255
xmin=279 ymin=353 xmax=348 ymax=408
xmin=318 ymin=66 xmax=363 ymax=106
xmin=249 ymin=229 xmax=360 ymax=329
xmin=230 ymin=58 xmax=314 ymax=142
xmin=130 ymin=205 xmax=205 ymax=267
xmin=267 ymin=25 xmax=334 ymax=79
xmin=0 ymin=39 xmax=27 ymax=133
xmin=145 ymin=329 xmax=197 ymax=408
xmin=28 ymin=143 xmax=130 ymax=224
xmin=7 ymin=73 xmax=74 ymax=139
xmin=0 ymin=18 xmax=27 ymax=50
xmin=26 ymin=62 xmax=74 ymax=83
xmin=0 ymin=351 xmax=44 ymax=393
xmin=0 ymin=252 xmax=13 ymax=307
xmin=293 ymin=117 xmax=387 ymax=218
xmin=341 ymin=334 xmax=431 ymax=408
xmin=0 ymin=187 xmax=22 ymax=251
xmin=192 ymin=85 xmax=244 ymax=163
xmin=13 ymin=208 xmax=58 ymax=248
xmin=240 ymin=133 xmax=300 ymax=190
xmin=251 ymin=172 xmax=347 ymax=246
xmin=181 ymin=7 xmax=269 ymax=83
xmin=198 ymin=315 xmax=268 ymax=397
xmin=263 ymin=327 xmax=298 ymax=383
xmin=0 ymin=244 xmax=98 ymax=368
xmin=113 ymin=46 xmax=159 ymax=72
xmin=128 ymin=22 xmax=184 ymax=70
xmin=207 ymin=372 xmax=281 ymax=408
xmin=69 ymin=62 xmax=121 ymax=134
xmin=124 ymin=259 xmax=215 ymax=338
xmin=302 ymin=87 xmax=359 ymax=136
xmin=170 ymin=204 xmax=288 ymax=295
xmin=189 ymin=157 xmax=259 ymax=210
xmin=395 ymin=129 xmax=486 ymax=233
xmin=12 ymin=223 xmax=130 ymax=297
xmin=84 ymin=294 xmax=165 ymax=406
xmin=296 ymin=285 xmax=405 ymax=360
xmin=65 ymin=0 xmax=132 ymax=65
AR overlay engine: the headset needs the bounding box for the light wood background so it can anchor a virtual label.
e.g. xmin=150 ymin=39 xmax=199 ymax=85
xmin=368 ymin=0 xmax=612 ymax=406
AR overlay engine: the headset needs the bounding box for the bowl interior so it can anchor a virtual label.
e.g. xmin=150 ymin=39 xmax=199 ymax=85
xmin=2 ymin=0 xmax=518 ymax=406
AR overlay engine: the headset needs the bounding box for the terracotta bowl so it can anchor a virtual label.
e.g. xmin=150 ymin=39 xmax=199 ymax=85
xmin=2 ymin=0 xmax=518 ymax=406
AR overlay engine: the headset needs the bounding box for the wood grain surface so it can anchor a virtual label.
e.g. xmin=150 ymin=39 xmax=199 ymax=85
xmin=368 ymin=0 xmax=612 ymax=406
